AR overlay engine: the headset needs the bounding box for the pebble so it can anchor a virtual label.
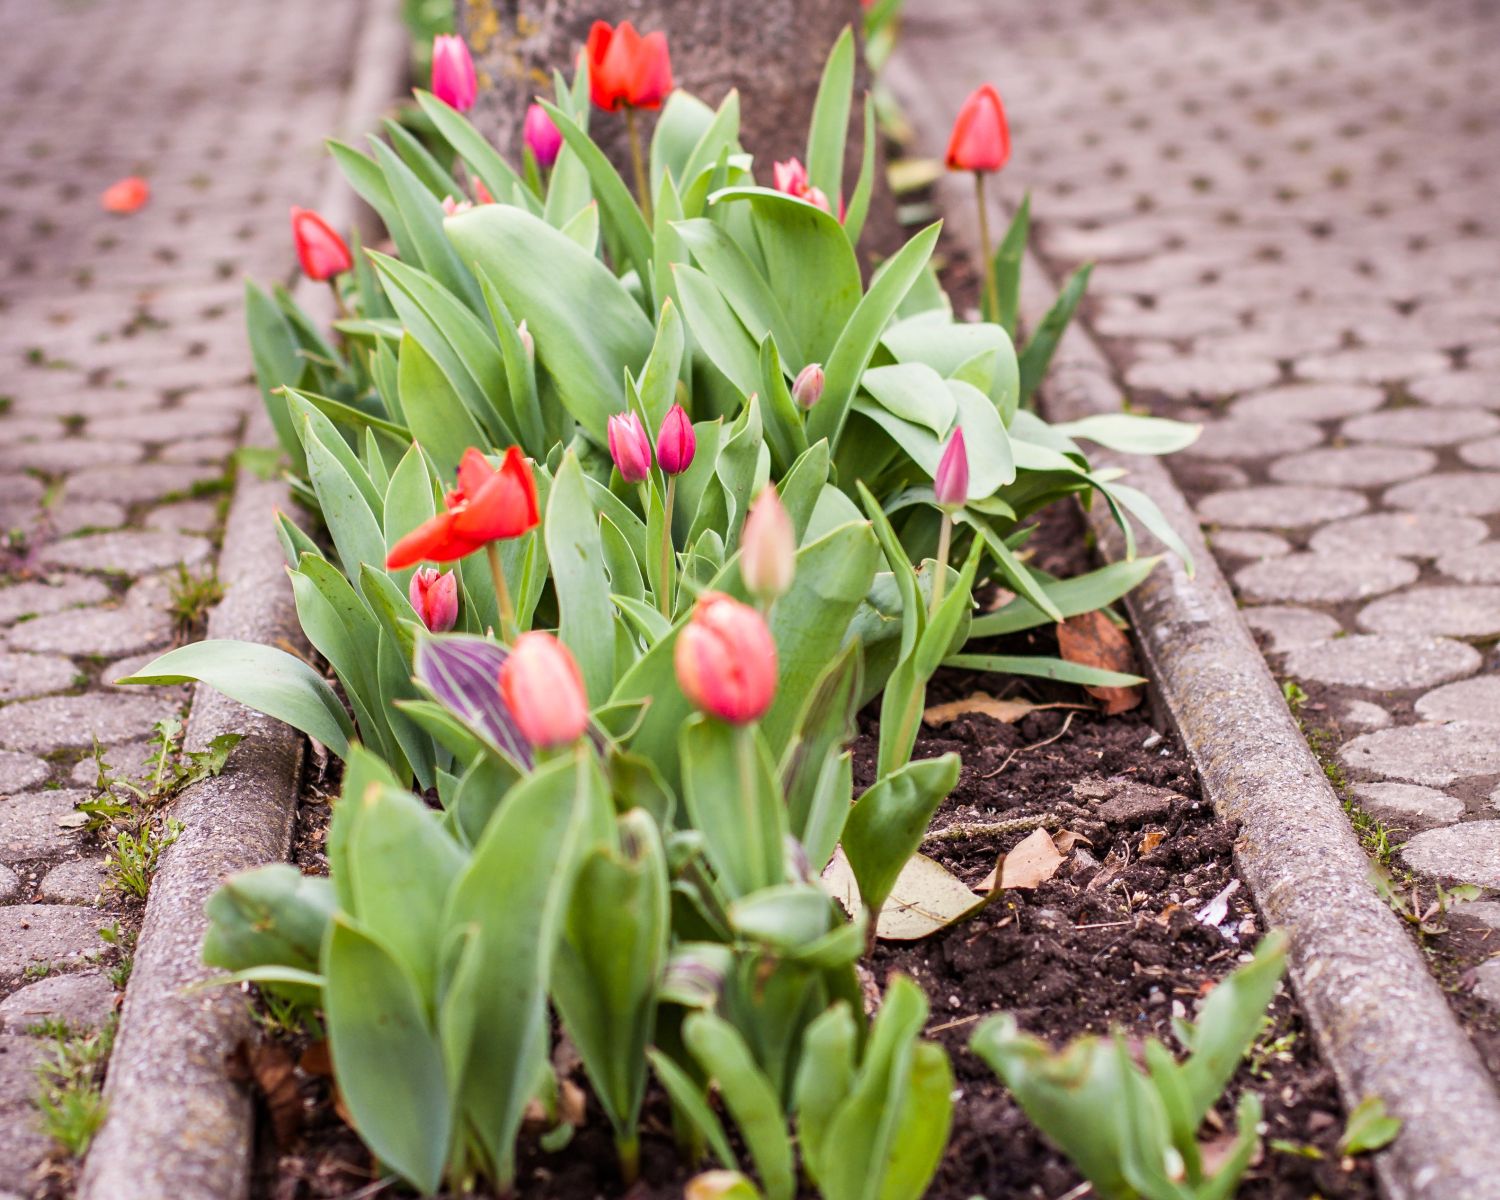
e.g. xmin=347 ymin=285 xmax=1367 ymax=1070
xmin=1268 ymin=444 xmax=1437 ymax=488
xmin=1386 ymin=472 xmax=1500 ymax=516
xmin=0 ymin=906 xmax=106 ymax=977
xmin=1232 ymin=382 xmax=1385 ymax=422
xmin=37 ymin=530 xmax=212 ymax=576
xmin=1415 ymin=675 xmax=1500 ymax=725
xmin=1241 ymin=606 xmax=1342 ymax=652
xmin=0 ymin=972 xmax=115 ymax=1033
xmin=1234 ymin=553 xmax=1417 ymax=604
xmin=1353 ymin=782 xmax=1465 ymax=827
xmin=1309 ymin=512 xmax=1488 ymax=560
xmin=0 ymin=692 xmax=178 ymax=753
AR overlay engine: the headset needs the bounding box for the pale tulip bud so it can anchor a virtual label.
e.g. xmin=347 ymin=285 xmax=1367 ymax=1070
xmin=792 ymin=362 xmax=824 ymax=410
xmin=408 ymin=567 xmax=459 ymax=632
xmin=933 ymin=426 xmax=969 ymax=509
xmin=498 ymin=632 xmax=590 ymax=748
xmin=674 ymin=592 xmax=777 ymax=724
xmin=607 ymin=411 xmax=653 ymax=483
xmin=518 ymin=319 xmax=534 ymax=359
xmin=740 ymin=487 xmax=795 ymax=602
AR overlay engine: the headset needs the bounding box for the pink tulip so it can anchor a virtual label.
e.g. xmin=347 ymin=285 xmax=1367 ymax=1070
xmin=933 ymin=427 xmax=969 ymax=508
xmin=441 ymin=195 xmax=473 ymax=217
xmin=608 ymin=411 xmax=653 ymax=483
xmin=772 ymin=157 xmax=832 ymax=215
xmin=792 ymin=363 xmax=824 ymax=410
xmin=523 ymin=103 xmax=563 ymax=169
xmin=656 ymin=404 xmax=696 ymax=476
xmin=499 ymin=631 xmax=590 ymax=748
xmin=674 ymin=592 xmax=777 ymax=725
xmin=408 ymin=567 xmax=459 ymax=632
xmin=431 ymin=34 xmax=478 ymax=112
xmin=740 ymin=487 xmax=794 ymax=602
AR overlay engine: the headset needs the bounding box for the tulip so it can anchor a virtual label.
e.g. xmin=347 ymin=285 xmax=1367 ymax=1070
xmin=473 ymin=178 xmax=496 ymax=205
xmin=655 ymin=404 xmax=695 ymax=476
xmin=584 ymin=20 xmax=672 ymax=219
xmin=771 ymin=157 xmax=832 ymax=215
xmin=675 ymin=592 xmax=777 ymax=725
xmin=387 ymin=446 xmax=539 ymax=639
xmin=740 ymin=487 xmax=795 ymax=604
xmin=101 ymin=176 xmax=150 ymax=214
xmin=946 ymin=84 xmax=1011 ymax=320
xmin=518 ymin=319 xmax=534 ymax=359
xmin=408 ymin=567 xmax=459 ymax=632
xmin=441 ymin=195 xmax=472 ymax=217
xmin=499 ymin=632 xmax=589 ymax=748
xmin=608 ymin=412 xmax=653 ymax=484
xmin=289 ymin=207 xmax=352 ymax=282
xmin=792 ymin=363 xmax=824 ymax=411
xmin=431 ymin=34 xmax=478 ymax=112
xmin=523 ymin=103 xmax=563 ymax=169
xmin=930 ymin=426 xmax=969 ymax=613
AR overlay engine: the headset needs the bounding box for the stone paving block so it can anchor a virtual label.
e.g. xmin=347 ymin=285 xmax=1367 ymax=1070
xmin=0 ymin=866 xmax=18 ymax=903
xmin=1409 ymin=372 xmax=1500 ymax=409
xmin=0 ymin=438 xmax=145 ymax=473
xmin=5 ymin=606 xmax=173 ymax=660
xmin=1435 ymin=542 xmax=1500 ymax=584
xmin=1341 ymin=723 xmax=1500 ymax=788
xmin=1197 ymin=484 xmax=1368 ymax=529
xmin=1457 ymin=436 xmax=1500 ymax=470
xmin=1385 ymin=471 xmax=1500 ymax=516
xmin=1209 ymin=530 xmax=1291 ymax=560
xmin=1241 ymin=605 xmax=1342 ymax=652
xmin=1294 ymin=348 xmax=1450 ymax=383
xmin=1185 ymin=418 xmax=1323 ymax=460
xmin=1476 ymin=961 xmax=1500 ymax=1009
xmin=38 ymin=859 xmax=105 ymax=906
xmin=1267 ymin=444 xmax=1437 ymax=488
xmin=1124 ymin=354 xmax=1281 ymax=398
xmin=0 ymin=906 xmax=105 ymax=978
xmin=0 ymin=693 xmax=177 ymax=754
xmin=1358 ymin=585 xmax=1500 ymax=640
xmin=1399 ymin=820 xmax=1500 ymax=887
xmin=68 ymin=741 xmax=153 ymax=787
xmin=0 ymin=790 xmax=93 ymax=863
xmin=158 ymin=436 xmax=238 ymax=464
xmin=0 ymin=576 xmax=111 ymax=626
xmin=0 ymin=652 xmax=80 ymax=703
xmin=1342 ymin=407 xmax=1500 ymax=446
xmin=0 ymin=972 xmax=115 ymax=1033
xmin=62 ymin=463 xmax=222 ymax=505
xmin=0 ymin=751 xmax=47 ymax=795
xmin=1354 ymin=782 xmax=1466 ymax=828
xmin=1340 ymin=700 xmax=1393 ymax=731
xmin=48 ymin=500 xmax=128 ymax=536
xmin=1414 ymin=675 xmax=1500 ymax=725
xmin=1308 ymin=512 xmax=1489 ymax=560
xmin=0 ymin=1035 xmax=48 ymax=1193
xmin=37 ymin=530 xmax=211 ymax=575
xmin=1282 ymin=634 xmax=1481 ymax=692
xmin=1234 ymin=553 xmax=1417 ymax=605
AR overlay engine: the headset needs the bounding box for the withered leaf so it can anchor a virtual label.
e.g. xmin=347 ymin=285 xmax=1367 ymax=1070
xmin=979 ymin=828 xmax=1066 ymax=892
xmin=228 ymin=1039 xmax=302 ymax=1147
xmin=822 ymin=849 xmax=988 ymax=940
xmin=1056 ymin=610 xmax=1143 ymax=715
xmin=923 ymin=692 xmax=1086 ymax=727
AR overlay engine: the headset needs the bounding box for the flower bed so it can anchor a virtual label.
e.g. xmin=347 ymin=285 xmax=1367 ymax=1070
xmin=113 ymin=19 xmax=1370 ymax=1200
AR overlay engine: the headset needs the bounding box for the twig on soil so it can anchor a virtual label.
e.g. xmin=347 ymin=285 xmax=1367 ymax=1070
xmin=926 ymin=1012 xmax=982 ymax=1035
xmin=981 ymin=711 xmax=1077 ymax=779
xmin=922 ymin=813 xmax=1060 ymax=845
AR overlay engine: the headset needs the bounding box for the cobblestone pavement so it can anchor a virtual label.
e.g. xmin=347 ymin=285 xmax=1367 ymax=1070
xmin=904 ymin=0 xmax=1500 ymax=1007
xmin=0 ymin=0 xmax=360 ymax=1189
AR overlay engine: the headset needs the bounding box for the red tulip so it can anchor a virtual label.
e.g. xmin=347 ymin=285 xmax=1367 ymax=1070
xmin=675 ymin=592 xmax=777 ymax=725
xmin=101 ymin=176 xmax=150 ymax=214
xmin=771 ymin=157 xmax=832 ymax=215
xmin=792 ymin=363 xmax=825 ymax=411
xmin=585 ymin=20 xmax=673 ymax=111
xmin=289 ymin=207 xmax=353 ymax=281
xmin=933 ymin=427 xmax=969 ymax=508
xmin=500 ymin=632 xmax=590 ymax=748
xmin=386 ymin=446 xmax=539 ymax=568
xmin=608 ymin=412 xmax=653 ymax=483
xmin=523 ymin=103 xmax=563 ymax=169
xmin=656 ymin=404 xmax=695 ymax=476
xmin=408 ymin=567 xmax=459 ymax=632
xmin=740 ymin=487 xmax=795 ymax=602
xmin=431 ymin=34 xmax=478 ymax=112
xmin=946 ymin=84 xmax=1010 ymax=173
xmin=473 ymin=178 xmax=496 ymax=205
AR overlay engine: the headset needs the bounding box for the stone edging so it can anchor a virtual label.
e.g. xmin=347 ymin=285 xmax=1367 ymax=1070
xmin=884 ymin=54 xmax=1500 ymax=1200
xmin=76 ymin=6 xmax=410 ymax=1199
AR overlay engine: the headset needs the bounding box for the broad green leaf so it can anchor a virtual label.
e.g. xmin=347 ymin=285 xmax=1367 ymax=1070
xmin=841 ymin=754 xmax=960 ymax=916
xmin=860 ymin=363 xmax=956 ymax=436
xmin=842 ymin=94 xmax=877 ymax=246
xmin=680 ymin=718 xmax=786 ymax=900
xmin=992 ymin=192 xmax=1030 ymax=335
xmin=678 ymin=218 xmax=803 ymax=366
xmin=1019 ymin=262 xmax=1092 ymax=405
xmin=545 ymin=451 xmax=616 ymax=705
xmin=944 ymin=652 xmax=1145 ymax=688
xmin=648 ymin=1048 xmax=738 ymax=1169
xmin=397 ymin=333 xmax=490 ymax=482
xmin=244 ymin=280 xmax=306 ymax=472
xmin=805 ymin=26 xmax=855 ymax=202
xmin=675 ymin=262 xmax=763 ymax=398
xmin=1053 ymin=413 xmax=1201 ymax=456
xmin=413 ymin=89 xmax=528 ymax=206
xmin=371 ymin=138 xmax=482 ymax=311
xmin=971 ymin=558 xmax=1160 ymax=638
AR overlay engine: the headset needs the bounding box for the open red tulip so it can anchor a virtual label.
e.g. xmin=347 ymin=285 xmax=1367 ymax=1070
xmin=585 ymin=20 xmax=673 ymax=111
xmin=387 ymin=447 xmax=539 ymax=568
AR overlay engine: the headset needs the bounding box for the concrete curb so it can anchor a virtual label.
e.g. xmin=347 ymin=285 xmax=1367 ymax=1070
xmin=886 ymin=52 xmax=1500 ymax=1200
xmin=77 ymin=6 xmax=408 ymax=1199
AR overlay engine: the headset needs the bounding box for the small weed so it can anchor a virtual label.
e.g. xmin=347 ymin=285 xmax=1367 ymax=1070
xmin=1246 ymin=1013 xmax=1299 ymax=1079
xmin=104 ymin=818 xmax=183 ymax=899
xmin=167 ymin=563 xmax=224 ymax=636
xmin=1372 ymin=869 xmax=1481 ymax=937
xmin=32 ymin=1015 xmax=117 ymax=1157
xmin=251 ymin=988 xmax=321 ymax=1039
xmin=1280 ymin=679 xmax=1309 ymax=711
xmin=23 ymin=962 xmax=55 ymax=981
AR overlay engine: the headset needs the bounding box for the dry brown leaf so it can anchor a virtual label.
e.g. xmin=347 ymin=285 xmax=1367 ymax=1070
xmin=822 ymin=849 xmax=987 ymax=940
xmin=923 ymin=691 xmax=1039 ymax=726
xmin=1056 ymin=610 xmax=1142 ymax=715
xmin=227 ymin=1040 xmax=302 ymax=1146
xmin=1139 ymin=830 xmax=1166 ymax=855
xmin=1053 ymin=829 xmax=1090 ymax=854
xmin=298 ymin=1040 xmax=332 ymax=1077
xmin=559 ymin=1079 xmax=588 ymax=1127
xmin=978 ymin=828 xmax=1065 ymax=892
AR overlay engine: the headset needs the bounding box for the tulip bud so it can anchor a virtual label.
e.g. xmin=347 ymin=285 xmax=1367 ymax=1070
xmin=656 ymin=404 xmax=696 ymax=476
xmin=289 ymin=207 xmax=353 ymax=281
xmin=517 ymin=319 xmax=534 ymax=359
xmin=101 ymin=176 xmax=150 ymax=214
xmin=474 ymin=178 xmax=496 ymax=205
xmin=408 ymin=567 xmax=459 ymax=632
xmin=674 ymin=592 xmax=777 ymax=725
xmin=498 ymin=631 xmax=590 ymax=748
xmin=607 ymin=412 xmax=653 ymax=483
xmin=946 ymin=84 xmax=1011 ymax=174
xmin=740 ymin=487 xmax=795 ymax=602
xmin=523 ymin=103 xmax=563 ymax=169
xmin=792 ymin=363 xmax=824 ymax=410
xmin=431 ymin=34 xmax=478 ymax=113
xmin=440 ymin=194 xmax=473 ymax=217
xmin=933 ymin=426 xmax=970 ymax=508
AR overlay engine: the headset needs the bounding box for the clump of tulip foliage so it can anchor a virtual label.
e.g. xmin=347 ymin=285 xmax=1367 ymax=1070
xmin=119 ymin=23 xmax=1279 ymax=1200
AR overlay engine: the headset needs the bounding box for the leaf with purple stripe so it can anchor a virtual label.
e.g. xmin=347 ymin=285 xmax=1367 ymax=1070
xmin=413 ymin=634 xmax=533 ymax=769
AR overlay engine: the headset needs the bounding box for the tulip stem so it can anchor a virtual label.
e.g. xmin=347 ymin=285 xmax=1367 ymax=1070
xmin=974 ymin=173 xmax=999 ymax=323
xmin=658 ymin=476 xmax=676 ymax=618
xmin=327 ymin=278 xmax=350 ymax=323
xmin=486 ymin=543 xmax=516 ymax=643
xmin=625 ymin=108 xmax=653 ymax=224
xmin=931 ymin=511 xmax=953 ymax=615
xmin=735 ymin=724 xmax=766 ymax=885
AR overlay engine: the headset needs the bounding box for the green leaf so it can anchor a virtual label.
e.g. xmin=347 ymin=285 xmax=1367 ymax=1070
xmin=991 ymin=192 xmax=1030 ymax=335
xmin=841 ymin=754 xmax=960 ymax=916
xmin=1053 ymin=413 xmax=1201 ymax=456
xmin=325 ymin=918 xmax=450 ymax=1195
xmin=944 ymin=653 xmax=1145 ymax=689
xmin=648 ymin=1048 xmax=737 ymax=1169
xmin=244 ymin=281 xmax=307 ymax=472
xmin=544 ymin=451 xmax=616 ymax=705
xmin=680 ymin=718 xmax=786 ymax=900
xmin=371 ymin=138 xmax=482 ymax=311
xmin=678 ymin=218 xmax=803 ymax=367
xmin=781 ymin=643 xmax=862 ymax=846
xmin=842 ymin=95 xmax=877 ymax=247
xmin=115 ymin=641 xmax=352 ymax=758
xmin=860 ymin=363 xmax=957 ymax=436
xmin=202 ymin=865 xmax=334 ymax=1006
xmin=413 ymin=89 xmax=528 ymax=208
xmin=970 ymin=558 xmax=1160 ymax=638
xmin=675 ymin=262 xmax=763 ymax=398
xmin=805 ymin=26 xmax=855 ymax=203
xmin=637 ymin=297 xmax=686 ymax=434
xmin=1019 ymin=262 xmax=1092 ymax=406
xmin=1340 ymin=1095 xmax=1401 ymax=1157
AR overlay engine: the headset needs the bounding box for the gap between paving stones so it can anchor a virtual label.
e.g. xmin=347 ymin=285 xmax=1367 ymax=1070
xmin=885 ymin=50 xmax=1500 ymax=1200
xmin=75 ymin=6 xmax=410 ymax=1199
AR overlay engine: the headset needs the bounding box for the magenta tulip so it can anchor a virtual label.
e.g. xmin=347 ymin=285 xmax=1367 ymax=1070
xmin=740 ymin=487 xmax=795 ymax=603
xmin=656 ymin=404 xmax=696 ymax=476
xmin=934 ymin=427 xmax=969 ymax=508
xmin=408 ymin=567 xmax=459 ymax=632
xmin=523 ymin=103 xmax=563 ymax=168
xmin=608 ymin=412 xmax=653 ymax=483
xmin=431 ymin=34 xmax=478 ymax=112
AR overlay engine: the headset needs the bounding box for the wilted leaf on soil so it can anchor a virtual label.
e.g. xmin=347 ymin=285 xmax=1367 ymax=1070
xmin=923 ymin=692 xmax=1086 ymax=727
xmin=978 ymin=828 xmax=1065 ymax=893
xmin=1139 ymin=830 xmax=1166 ymax=855
xmin=1056 ymin=609 xmax=1142 ymax=714
xmin=228 ymin=1039 xmax=302 ymax=1146
xmin=822 ymin=848 xmax=987 ymax=940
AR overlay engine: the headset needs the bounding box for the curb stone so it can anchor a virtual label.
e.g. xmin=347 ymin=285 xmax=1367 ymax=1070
xmin=885 ymin=50 xmax=1500 ymax=1200
xmin=76 ymin=5 xmax=409 ymax=1199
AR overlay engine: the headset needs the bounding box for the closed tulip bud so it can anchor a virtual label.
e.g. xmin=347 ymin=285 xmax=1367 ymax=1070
xmin=499 ymin=632 xmax=590 ymax=748
xmin=101 ymin=176 xmax=150 ymax=214
xmin=792 ymin=363 xmax=824 ymax=410
xmin=607 ymin=411 xmax=653 ymax=483
xmin=933 ymin=426 xmax=970 ymax=508
xmin=431 ymin=34 xmax=478 ymax=112
xmin=517 ymin=319 xmax=534 ymax=359
xmin=473 ymin=178 xmax=496 ymax=205
xmin=675 ymin=593 xmax=777 ymax=724
xmin=440 ymin=194 xmax=473 ymax=217
xmin=408 ymin=567 xmax=459 ymax=632
xmin=656 ymin=404 xmax=695 ymax=476
xmin=740 ymin=487 xmax=795 ymax=602
xmin=946 ymin=84 xmax=1011 ymax=174
xmin=523 ymin=103 xmax=563 ymax=169
xmin=289 ymin=207 xmax=353 ymax=281
xmin=772 ymin=158 xmax=833 ymax=214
